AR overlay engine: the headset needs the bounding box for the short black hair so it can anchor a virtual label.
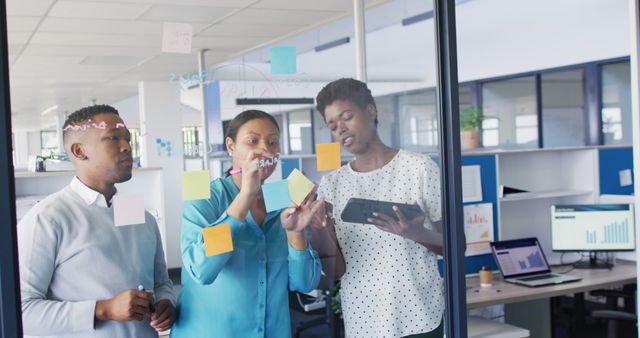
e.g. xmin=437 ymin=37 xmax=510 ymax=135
xmin=315 ymin=78 xmax=378 ymax=125
xmin=63 ymin=104 xmax=120 ymax=143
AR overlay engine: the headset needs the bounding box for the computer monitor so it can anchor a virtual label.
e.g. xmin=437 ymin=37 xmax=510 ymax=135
xmin=551 ymin=204 xmax=635 ymax=268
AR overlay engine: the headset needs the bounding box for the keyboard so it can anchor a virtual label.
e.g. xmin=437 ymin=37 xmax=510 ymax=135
xmin=519 ymin=274 xmax=556 ymax=282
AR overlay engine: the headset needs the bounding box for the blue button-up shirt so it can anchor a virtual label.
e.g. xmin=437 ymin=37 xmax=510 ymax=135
xmin=171 ymin=176 xmax=321 ymax=338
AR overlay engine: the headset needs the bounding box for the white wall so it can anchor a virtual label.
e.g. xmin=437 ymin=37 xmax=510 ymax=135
xmin=138 ymin=82 xmax=184 ymax=268
xmin=27 ymin=131 xmax=40 ymax=157
xmin=112 ymin=95 xmax=140 ymax=129
xmin=13 ymin=131 xmax=29 ymax=169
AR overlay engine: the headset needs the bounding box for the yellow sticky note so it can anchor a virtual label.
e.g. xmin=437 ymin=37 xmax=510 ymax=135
xmin=316 ymin=142 xmax=341 ymax=171
xmin=203 ymin=224 xmax=234 ymax=256
xmin=182 ymin=170 xmax=211 ymax=201
xmin=287 ymin=169 xmax=315 ymax=205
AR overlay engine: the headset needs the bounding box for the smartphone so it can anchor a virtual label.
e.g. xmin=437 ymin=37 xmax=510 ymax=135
xmin=340 ymin=198 xmax=422 ymax=224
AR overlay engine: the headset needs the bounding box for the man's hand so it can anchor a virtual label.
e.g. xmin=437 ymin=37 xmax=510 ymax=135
xmin=95 ymin=289 xmax=153 ymax=322
xmin=150 ymin=299 xmax=176 ymax=332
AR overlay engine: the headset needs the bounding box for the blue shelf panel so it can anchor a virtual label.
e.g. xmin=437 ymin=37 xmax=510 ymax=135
xmin=599 ymin=147 xmax=634 ymax=195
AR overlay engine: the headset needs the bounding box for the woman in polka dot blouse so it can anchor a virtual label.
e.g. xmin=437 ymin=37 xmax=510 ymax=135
xmin=313 ymin=78 xmax=445 ymax=338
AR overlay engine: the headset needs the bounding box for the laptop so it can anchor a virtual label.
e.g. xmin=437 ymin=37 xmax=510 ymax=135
xmin=490 ymin=237 xmax=581 ymax=287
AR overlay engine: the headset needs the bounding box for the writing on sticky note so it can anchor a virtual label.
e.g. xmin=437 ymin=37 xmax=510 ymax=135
xmin=162 ymin=22 xmax=193 ymax=54
xmin=182 ymin=171 xmax=211 ymax=201
xmin=316 ymin=142 xmax=341 ymax=171
xmin=287 ymin=169 xmax=315 ymax=205
xmin=270 ymin=46 xmax=296 ymax=74
xmin=262 ymin=180 xmax=292 ymax=212
xmin=619 ymin=169 xmax=633 ymax=187
xmin=203 ymin=224 xmax=233 ymax=256
xmin=113 ymin=194 xmax=145 ymax=227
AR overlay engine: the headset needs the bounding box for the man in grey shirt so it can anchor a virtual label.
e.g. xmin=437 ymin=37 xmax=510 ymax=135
xmin=18 ymin=105 xmax=176 ymax=337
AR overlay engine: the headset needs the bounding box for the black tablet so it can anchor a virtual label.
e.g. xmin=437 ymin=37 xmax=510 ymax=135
xmin=340 ymin=198 xmax=423 ymax=224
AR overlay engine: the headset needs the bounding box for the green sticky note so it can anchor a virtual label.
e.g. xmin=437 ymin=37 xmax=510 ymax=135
xmin=182 ymin=170 xmax=211 ymax=200
xmin=270 ymin=46 xmax=296 ymax=74
xmin=287 ymin=169 xmax=314 ymax=205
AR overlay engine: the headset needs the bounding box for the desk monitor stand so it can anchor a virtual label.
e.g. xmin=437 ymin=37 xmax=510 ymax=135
xmin=574 ymin=252 xmax=613 ymax=269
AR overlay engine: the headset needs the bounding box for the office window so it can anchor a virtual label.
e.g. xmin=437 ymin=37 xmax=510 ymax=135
xmin=541 ymin=69 xmax=586 ymax=147
xmin=482 ymin=76 xmax=538 ymax=149
xmin=287 ymin=109 xmax=313 ymax=154
xmin=459 ymin=84 xmax=476 ymax=111
xmin=182 ymin=126 xmax=202 ymax=157
xmin=601 ymin=62 xmax=632 ymax=145
xmin=40 ymin=130 xmax=57 ymax=156
xmin=398 ymin=90 xmax=439 ymax=153
xmin=129 ymin=128 xmax=141 ymax=159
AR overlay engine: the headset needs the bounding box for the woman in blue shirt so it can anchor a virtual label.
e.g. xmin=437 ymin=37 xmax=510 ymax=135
xmin=171 ymin=110 xmax=323 ymax=338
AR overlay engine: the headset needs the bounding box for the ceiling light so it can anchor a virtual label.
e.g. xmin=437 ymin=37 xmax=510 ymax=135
xmin=314 ymin=37 xmax=350 ymax=52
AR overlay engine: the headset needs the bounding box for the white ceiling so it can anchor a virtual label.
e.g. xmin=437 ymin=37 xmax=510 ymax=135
xmin=7 ymin=0 xmax=390 ymax=130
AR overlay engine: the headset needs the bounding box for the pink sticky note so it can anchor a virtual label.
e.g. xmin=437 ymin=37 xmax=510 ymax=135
xmin=113 ymin=194 xmax=146 ymax=226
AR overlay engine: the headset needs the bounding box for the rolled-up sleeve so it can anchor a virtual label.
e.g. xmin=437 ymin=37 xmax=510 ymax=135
xmin=181 ymin=199 xmax=244 ymax=285
xmin=19 ymin=214 xmax=97 ymax=336
xmin=287 ymin=243 xmax=321 ymax=293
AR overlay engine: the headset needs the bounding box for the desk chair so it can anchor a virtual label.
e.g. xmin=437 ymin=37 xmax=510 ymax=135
xmin=589 ymin=284 xmax=637 ymax=338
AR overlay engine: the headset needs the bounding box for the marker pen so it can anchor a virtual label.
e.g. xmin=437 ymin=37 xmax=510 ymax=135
xmin=137 ymin=285 xmax=156 ymax=313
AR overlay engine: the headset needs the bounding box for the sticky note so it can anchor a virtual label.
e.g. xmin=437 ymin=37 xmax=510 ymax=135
xmin=270 ymin=46 xmax=296 ymax=74
xmin=619 ymin=169 xmax=633 ymax=187
xmin=316 ymin=142 xmax=341 ymax=171
xmin=262 ymin=180 xmax=292 ymax=212
xmin=203 ymin=224 xmax=233 ymax=256
xmin=162 ymin=22 xmax=193 ymax=54
xmin=287 ymin=169 xmax=315 ymax=205
xmin=113 ymin=194 xmax=145 ymax=227
xmin=182 ymin=170 xmax=211 ymax=200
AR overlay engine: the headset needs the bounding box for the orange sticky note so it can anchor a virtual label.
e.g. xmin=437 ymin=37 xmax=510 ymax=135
xmin=203 ymin=224 xmax=233 ymax=256
xmin=316 ymin=142 xmax=341 ymax=171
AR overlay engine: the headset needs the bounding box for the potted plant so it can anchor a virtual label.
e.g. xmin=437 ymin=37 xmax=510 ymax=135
xmin=460 ymin=106 xmax=485 ymax=150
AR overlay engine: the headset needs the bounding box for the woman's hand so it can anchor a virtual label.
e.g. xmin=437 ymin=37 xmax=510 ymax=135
xmin=239 ymin=150 xmax=272 ymax=198
xmin=281 ymin=189 xmax=324 ymax=250
xmin=281 ymin=188 xmax=325 ymax=232
xmin=367 ymin=201 xmax=443 ymax=254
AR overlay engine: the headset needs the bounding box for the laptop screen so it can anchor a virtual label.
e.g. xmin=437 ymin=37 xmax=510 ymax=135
xmin=491 ymin=238 xmax=551 ymax=278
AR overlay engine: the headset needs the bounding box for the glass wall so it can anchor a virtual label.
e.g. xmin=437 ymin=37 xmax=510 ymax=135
xmin=482 ymin=76 xmax=538 ymax=149
xmin=601 ymin=61 xmax=632 ymax=145
xmin=287 ymin=109 xmax=313 ymax=154
xmin=541 ymin=69 xmax=586 ymax=147
xmin=398 ymin=89 xmax=439 ymax=153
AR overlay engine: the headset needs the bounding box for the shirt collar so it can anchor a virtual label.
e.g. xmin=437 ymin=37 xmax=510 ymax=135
xmin=69 ymin=176 xmax=114 ymax=208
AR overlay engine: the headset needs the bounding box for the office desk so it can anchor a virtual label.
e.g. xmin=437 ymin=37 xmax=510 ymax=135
xmin=465 ymin=260 xmax=637 ymax=337
xmin=467 ymin=259 xmax=637 ymax=309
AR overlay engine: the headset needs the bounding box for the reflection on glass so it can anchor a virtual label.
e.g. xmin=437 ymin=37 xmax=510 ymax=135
xmin=541 ymin=69 xmax=585 ymax=147
xmin=601 ymin=62 xmax=631 ymax=145
xmin=398 ymin=90 xmax=439 ymax=153
xmin=287 ymin=109 xmax=313 ymax=154
xmin=39 ymin=130 xmax=58 ymax=156
xmin=482 ymin=76 xmax=538 ymax=149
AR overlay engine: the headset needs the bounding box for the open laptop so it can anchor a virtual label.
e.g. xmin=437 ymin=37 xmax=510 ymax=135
xmin=490 ymin=237 xmax=581 ymax=287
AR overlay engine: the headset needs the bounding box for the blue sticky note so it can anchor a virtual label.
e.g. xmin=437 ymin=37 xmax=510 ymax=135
xmin=262 ymin=180 xmax=292 ymax=212
xmin=270 ymin=46 xmax=296 ymax=74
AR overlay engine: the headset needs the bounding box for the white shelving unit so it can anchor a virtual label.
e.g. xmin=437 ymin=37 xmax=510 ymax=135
xmin=495 ymin=147 xmax=601 ymax=264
